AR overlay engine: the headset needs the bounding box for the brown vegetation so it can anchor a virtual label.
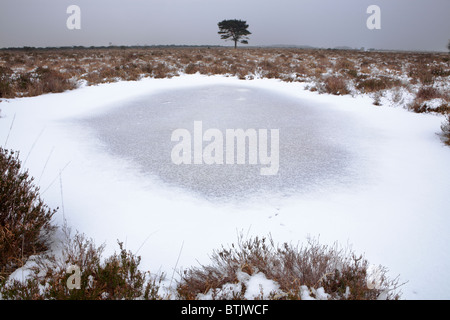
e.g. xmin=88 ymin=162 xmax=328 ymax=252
xmin=0 ymin=148 xmax=56 ymax=280
xmin=0 ymin=47 xmax=448 ymax=114
xmin=177 ymin=235 xmax=403 ymax=300
xmin=0 ymin=227 xmax=165 ymax=300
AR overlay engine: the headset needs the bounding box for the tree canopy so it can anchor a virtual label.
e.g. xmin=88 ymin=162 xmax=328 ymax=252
xmin=218 ymin=19 xmax=251 ymax=49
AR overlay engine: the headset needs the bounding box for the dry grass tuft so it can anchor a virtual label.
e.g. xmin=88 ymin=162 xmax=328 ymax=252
xmin=177 ymin=235 xmax=403 ymax=300
xmin=323 ymin=76 xmax=350 ymax=95
xmin=408 ymin=86 xmax=450 ymax=113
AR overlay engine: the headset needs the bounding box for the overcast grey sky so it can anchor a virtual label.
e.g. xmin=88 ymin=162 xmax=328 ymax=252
xmin=0 ymin=0 xmax=449 ymax=51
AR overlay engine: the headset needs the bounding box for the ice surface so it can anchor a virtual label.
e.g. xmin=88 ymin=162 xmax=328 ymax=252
xmin=80 ymin=85 xmax=365 ymax=201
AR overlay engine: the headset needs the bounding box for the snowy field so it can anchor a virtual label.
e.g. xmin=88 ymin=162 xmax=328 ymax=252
xmin=1 ymin=74 xmax=449 ymax=299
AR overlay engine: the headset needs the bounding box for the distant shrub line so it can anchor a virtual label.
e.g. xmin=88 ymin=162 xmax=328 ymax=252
xmin=0 ymin=48 xmax=448 ymax=114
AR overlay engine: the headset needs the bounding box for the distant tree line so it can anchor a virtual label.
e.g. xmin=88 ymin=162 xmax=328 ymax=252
xmin=0 ymin=45 xmax=223 ymax=51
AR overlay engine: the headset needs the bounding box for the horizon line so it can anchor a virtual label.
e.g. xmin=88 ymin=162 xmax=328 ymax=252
xmin=0 ymin=44 xmax=448 ymax=54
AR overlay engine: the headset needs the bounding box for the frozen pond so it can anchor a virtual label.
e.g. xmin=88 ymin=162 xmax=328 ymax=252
xmin=2 ymin=75 xmax=450 ymax=299
xmin=81 ymin=85 xmax=364 ymax=200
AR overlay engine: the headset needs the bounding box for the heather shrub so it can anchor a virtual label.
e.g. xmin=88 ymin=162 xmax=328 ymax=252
xmin=27 ymin=67 xmax=76 ymax=96
xmin=0 ymin=148 xmax=57 ymax=279
xmin=346 ymin=68 xmax=359 ymax=78
xmin=323 ymin=76 xmax=349 ymax=95
xmin=0 ymin=227 xmax=166 ymax=300
xmin=415 ymin=86 xmax=441 ymax=101
xmin=408 ymin=65 xmax=434 ymax=85
xmin=335 ymin=58 xmax=354 ymax=71
xmin=408 ymin=101 xmax=449 ymax=114
xmin=152 ymin=63 xmax=172 ymax=79
xmin=177 ymin=235 xmax=403 ymax=300
xmin=408 ymin=87 xmax=449 ymax=113
xmin=16 ymin=74 xmax=32 ymax=90
xmin=184 ymin=63 xmax=200 ymax=74
xmin=356 ymin=77 xmax=401 ymax=93
xmin=0 ymin=66 xmax=13 ymax=98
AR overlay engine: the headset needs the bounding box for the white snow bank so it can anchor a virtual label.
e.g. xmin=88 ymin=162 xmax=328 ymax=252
xmin=196 ymin=270 xmax=335 ymax=300
xmin=197 ymin=271 xmax=283 ymax=300
xmin=240 ymin=271 xmax=283 ymax=300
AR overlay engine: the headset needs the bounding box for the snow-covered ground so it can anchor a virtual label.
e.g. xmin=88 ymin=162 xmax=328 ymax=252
xmin=1 ymin=74 xmax=449 ymax=299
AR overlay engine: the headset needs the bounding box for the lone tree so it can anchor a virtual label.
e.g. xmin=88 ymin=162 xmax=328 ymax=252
xmin=218 ymin=19 xmax=251 ymax=49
